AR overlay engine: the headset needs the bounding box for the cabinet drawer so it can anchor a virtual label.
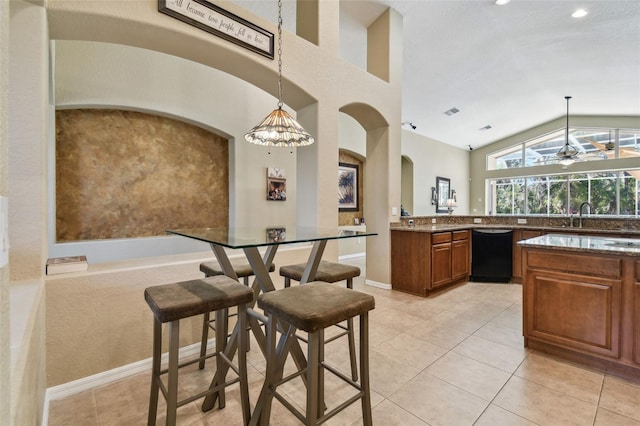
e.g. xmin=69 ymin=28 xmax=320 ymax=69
xmin=432 ymin=232 xmax=452 ymax=244
xmin=452 ymin=230 xmax=469 ymax=241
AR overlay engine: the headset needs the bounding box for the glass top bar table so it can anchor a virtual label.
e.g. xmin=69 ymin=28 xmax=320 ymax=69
xmin=166 ymin=226 xmax=377 ymax=413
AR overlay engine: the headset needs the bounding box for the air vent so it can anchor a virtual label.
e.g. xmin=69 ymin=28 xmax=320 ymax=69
xmin=443 ymin=107 xmax=460 ymax=116
xmin=479 ymin=125 xmax=492 ymax=131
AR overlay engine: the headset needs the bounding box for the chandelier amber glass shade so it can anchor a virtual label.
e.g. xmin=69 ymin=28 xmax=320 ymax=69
xmin=244 ymin=107 xmax=314 ymax=147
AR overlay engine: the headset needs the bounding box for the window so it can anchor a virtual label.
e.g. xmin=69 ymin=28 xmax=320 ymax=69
xmin=487 ymin=127 xmax=637 ymax=170
xmin=488 ymin=170 xmax=640 ymax=217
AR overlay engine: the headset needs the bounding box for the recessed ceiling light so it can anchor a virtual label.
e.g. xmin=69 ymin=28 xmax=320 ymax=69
xmin=572 ymin=9 xmax=588 ymax=18
xmin=495 ymin=0 xmax=511 ymax=5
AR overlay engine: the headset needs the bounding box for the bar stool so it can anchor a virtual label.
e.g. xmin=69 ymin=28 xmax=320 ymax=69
xmin=251 ymin=282 xmax=375 ymax=426
xmin=198 ymin=259 xmax=275 ymax=369
xmin=144 ymin=276 xmax=254 ymax=426
xmin=279 ymin=261 xmax=361 ymax=380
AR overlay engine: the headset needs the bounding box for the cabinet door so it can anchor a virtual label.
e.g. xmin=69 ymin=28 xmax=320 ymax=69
xmin=452 ymin=239 xmax=470 ymax=281
xmin=431 ymin=243 xmax=452 ymax=288
xmin=524 ymin=267 xmax=622 ymax=359
xmin=512 ymin=230 xmax=543 ymax=281
xmin=391 ymin=231 xmax=430 ymax=296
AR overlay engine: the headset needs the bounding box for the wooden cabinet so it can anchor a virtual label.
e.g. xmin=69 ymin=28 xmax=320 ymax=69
xmin=452 ymin=231 xmax=470 ymax=281
xmin=634 ymin=260 xmax=640 ymax=365
xmin=431 ymin=239 xmax=452 ymax=288
xmin=391 ymin=229 xmax=470 ymax=296
xmin=523 ymin=246 xmax=640 ymax=380
xmin=512 ymin=229 xmax=543 ymax=283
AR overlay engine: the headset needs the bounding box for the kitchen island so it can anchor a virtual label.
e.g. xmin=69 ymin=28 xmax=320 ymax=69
xmin=519 ymin=234 xmax=640 ymax=381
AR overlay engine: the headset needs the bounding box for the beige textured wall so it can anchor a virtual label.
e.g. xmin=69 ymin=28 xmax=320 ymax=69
xmin=55 ymin=109 xmax=229 ymax=241
xmin=0 ymin=0 xmax=9 ymax=422
xmin=338 ymin=151 xmax=364 ymax=226
xmin=8 ymin=1 xmax=49 ymax=425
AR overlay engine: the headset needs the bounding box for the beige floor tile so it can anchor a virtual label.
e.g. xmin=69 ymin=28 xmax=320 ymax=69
xmin=405 ymin=321 xmax=470 ymax=350
xmin=594 ymin=407 xmax=640 ymax=426
xmin=598 ymin=375 xmax=640 ymax=422
xmin=452 ymin=335 xmax=527 ymax=373
xmin=474 ymin=404 xmax=537 ymax=426
xmin=369 ymin=306 xmax=426 ymax=331
xmin=47 ymin=268 xmax=638 ymax=426
xmin=370 ymin=399 xmax=429 ymax=426
xmin=429 ymin=309 xmax=488 ymax=334
xmin=399 ymin=299 xmax=448 ymax=319
xmin=389 ymin=372 xmax=488 ymax=425
xmin=493 ymin=376 xmax=597 ymax=425
xmin=367 ymin=321 xmax=400 ymax=348
xmin=376 ymin=332 xmax=447 ymax=370
xmin=514 ymin=353 xmax=604 ymax=404
xmin=473 ymin=320 xmax=526 ymax=350
xmin=48 ymin=390 xmax=99 ymax=426
xmin=95 ymin=377 xmax=150 ymax=425
xmin=425 ymin=351 xmax=511 ymax=401
xmin=368 ymin=348 xmax=421 ymax=397
xmin=489 ymin=309 xmax=523 ymax=331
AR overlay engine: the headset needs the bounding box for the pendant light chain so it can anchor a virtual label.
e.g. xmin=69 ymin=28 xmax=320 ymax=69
xmin=276 ymin=0 xmax=283 ymax=109
xmin=242 ymin=0 xmax=314 ymax=147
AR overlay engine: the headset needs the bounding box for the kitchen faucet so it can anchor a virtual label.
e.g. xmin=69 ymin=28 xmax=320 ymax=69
xmin=579 ymin=201 xmax=592 ymax=228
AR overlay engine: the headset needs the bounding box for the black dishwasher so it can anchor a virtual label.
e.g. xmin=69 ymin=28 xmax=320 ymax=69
xmin=470 ymin=229 xmax=513 ymax=283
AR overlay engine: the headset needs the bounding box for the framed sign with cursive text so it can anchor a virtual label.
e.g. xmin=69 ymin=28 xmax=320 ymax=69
xmin=159 ymin=0 xmax=275 ymax=59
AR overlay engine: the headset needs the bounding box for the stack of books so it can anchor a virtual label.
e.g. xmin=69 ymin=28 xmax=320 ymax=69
xmin=45 ymin=255 xmax=88 ymax=275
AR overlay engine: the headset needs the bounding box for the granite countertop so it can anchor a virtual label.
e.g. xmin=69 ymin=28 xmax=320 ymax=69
xmin=390 ymin=223 xmax=640 ymax=237
xmin=518 ymin=233 xmax=640 ymax=256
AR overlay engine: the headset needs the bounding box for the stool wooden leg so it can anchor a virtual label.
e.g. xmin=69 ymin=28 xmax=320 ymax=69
xmin=215 ymin=308 xmax=228 ymax=409
xmin=307 ymin=331 xmax=320 ymax=426
xmin=199 ymin=311 xmax=210 ymax=369
xmin=147 ymin=318 xmax=162 ymax=426
xmin=237 ymin=303 xmax=251 ymax=425
xmin=359 ymin=313 xmax=372 ymax=426
xmin=166 ymin=320 xmax=180 ymax=426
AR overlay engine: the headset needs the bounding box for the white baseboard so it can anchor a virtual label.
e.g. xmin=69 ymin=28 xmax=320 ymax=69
xmin=338 ymin=252 xmax=365 ymax=261
xmin=365 ymin=279 xmax=391 ymax=290
xmin=43 ymin=340 xmax=212 ymax=425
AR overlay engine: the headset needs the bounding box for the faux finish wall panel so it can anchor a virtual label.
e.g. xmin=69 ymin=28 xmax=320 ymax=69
xmin=55 ymin=109 xmax=228 ymax=241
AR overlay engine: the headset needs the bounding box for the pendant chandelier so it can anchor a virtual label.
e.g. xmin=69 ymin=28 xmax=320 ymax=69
xmin=244 ymin=0 xmax=314 ymax=148
xmin=556 ymin=96 xmax=578 ymax=166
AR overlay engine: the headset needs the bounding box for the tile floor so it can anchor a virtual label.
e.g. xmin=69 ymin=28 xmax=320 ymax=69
xmin=48 ymin=257 xmax=640 ymax=425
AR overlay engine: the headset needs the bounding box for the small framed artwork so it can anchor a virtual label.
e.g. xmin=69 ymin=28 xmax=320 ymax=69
xmin=266 ymin=227 xmax=286 ymax=242
xmin=267 ymin=168 xmax=286 ymax=201
xmin=338 ymin=162 xmax=359 ymax=212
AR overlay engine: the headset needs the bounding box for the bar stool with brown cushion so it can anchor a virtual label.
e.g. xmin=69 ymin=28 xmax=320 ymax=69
xmin=251 ymin=282 xmax=375 ymax=426
xmin=279 ymin=260 xmax=361 ymax=380
xmin=144 ymin=276 xmax=254 ymax=426
xmin=198 ymin=258 xmax=275 ymax=369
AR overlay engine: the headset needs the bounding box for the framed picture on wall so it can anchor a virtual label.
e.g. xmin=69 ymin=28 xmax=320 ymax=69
xmin=267 ymin=168 xmax=286 ymax=201
xmin=338 ymin=162 xmax=359 ymax=211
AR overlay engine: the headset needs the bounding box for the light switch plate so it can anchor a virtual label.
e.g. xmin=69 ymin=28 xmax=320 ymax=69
xmin=0 ymin=196 xmax=8 ymax=268
xmin=431 ymin=218 xmax=436 ymax=224
xmin=517 ymin=218 xmax=527 ymax=224
xmin=473 ymin=218 xmax=482 ymax=224
xmin=391 ymin=207 xmax=398 ymax=216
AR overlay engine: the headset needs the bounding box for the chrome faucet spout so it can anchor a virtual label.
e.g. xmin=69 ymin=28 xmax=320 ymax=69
xmin=578 ymin=202 xmax=592 ymax=228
